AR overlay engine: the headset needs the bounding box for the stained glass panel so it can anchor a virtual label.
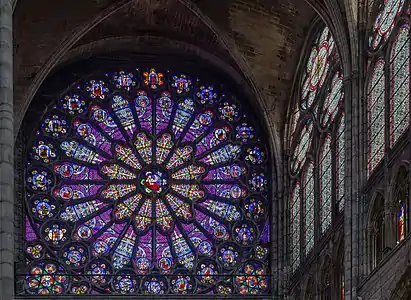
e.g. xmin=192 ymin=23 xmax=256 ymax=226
xmin=22 ymin=68 xmax=271 ymax=295
xmin=336 ymin=115 xmax=345 ymax=211
xmin=367 ymin=59 xmax=386 ymax=177
xmin=301 ymin=27 xmax=334 ymax=109
xmin=369 ymin=0 xmax=406 ymax=50
xmin=303 ymin=164 xmax=314 ymax=255
xmin=322 ymin=71 xmax=344 ymax=126
xmin=390 ymin=24 xmax=410 ymax=146
xmin=290 ymin=183 xmax=300 ymax=272
xmin=291 ymin=120 xmax=313 ymax=175
xmin=398 ymin=203 xmax=406 ymax=242
xmin=290 ymin=108 xmax=300 ymax=139
xmin=320 ymin=137 xmax=332 ymax=233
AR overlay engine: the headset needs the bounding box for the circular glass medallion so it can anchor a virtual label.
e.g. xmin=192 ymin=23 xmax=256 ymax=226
xmin=140 ymin=168 xmax=168 ymax=195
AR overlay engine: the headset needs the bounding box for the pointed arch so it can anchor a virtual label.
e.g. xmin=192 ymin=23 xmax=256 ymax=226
xmin=365 ymin=0 xmax=410 ymax=179
xmin=287 ymin=18 xmax=345 ymax=279
xmin=389 ymin=164 xmax=410 ymax=244
xmin=367 ymin=192 xmax=386 ymax=269
xmin=319 ymin=255 xmax=333 ymax=300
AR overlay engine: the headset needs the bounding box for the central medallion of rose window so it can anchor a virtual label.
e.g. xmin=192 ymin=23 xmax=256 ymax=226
xmin=140 ymin=169 xmax=168 ymax=195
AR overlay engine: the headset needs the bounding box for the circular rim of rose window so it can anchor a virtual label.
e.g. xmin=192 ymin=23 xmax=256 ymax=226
xmin=21 ymin=65 xmax=272 ymax=295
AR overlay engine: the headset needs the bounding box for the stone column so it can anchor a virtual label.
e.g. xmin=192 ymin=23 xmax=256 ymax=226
xmin=0 ymin=0 xmax=13 ymax=299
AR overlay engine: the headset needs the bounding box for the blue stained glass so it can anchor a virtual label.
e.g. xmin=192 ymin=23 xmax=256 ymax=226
xmin=23 ymin=68 xmax=271 ymax=295
xmin=134 ymin=90 xmax=153 ymax=133
xmin=172 ymin=98 xmax=195 ymax=139
xmin=112 ymin=95 xmax=136 ymax=138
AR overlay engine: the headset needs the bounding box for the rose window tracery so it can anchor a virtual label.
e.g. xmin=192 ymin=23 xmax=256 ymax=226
xmin=23 ymin=67 xmax=271 ymax=295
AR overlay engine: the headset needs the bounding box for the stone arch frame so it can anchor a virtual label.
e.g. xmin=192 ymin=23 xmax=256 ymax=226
xmin=15 ymin=51 xmax=276 ymax=296
xmin=366 ymin=191 xmax=386 ymax=271
xmin=387 ymin=161 xmax=410 ymax=246
xmin=12 ymin=3 xmax=287 ymax=297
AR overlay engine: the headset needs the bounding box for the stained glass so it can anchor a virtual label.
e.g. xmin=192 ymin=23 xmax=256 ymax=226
xmin=322 ymin=71 xmax=343 ymax=126
xmin=336 ymin=115 xmax=345 ymax=211
xmin=22 ymin=68 xmax=271 ymax=295
xmin=320 ymin=137 xmax=332 ymax=233
xmin=301 ymin=27 xmax=334 ymax=109
xmin=290 ymin=183 xmax=300 ymax=272
xmin=303 ymin=164 xmax=314 ymax=254
xmin=291 ymin=120 xmax=313 ymax=174
xmin=395 ymin=167 xmax=408 ymax=243
xmin=398 ymin=203 xmax=406 ymax=242
xmin=369 ymin=0 xmax=405 ymax=50
xmin=367 ymin=59 xmax=386 ymax=176
xmin=390 ymin=24 xmax=410 ymax=146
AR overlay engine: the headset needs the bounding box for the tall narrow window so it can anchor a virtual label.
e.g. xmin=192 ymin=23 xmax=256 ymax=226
xmin=370 ymin=194 xmax=385 ymax=268
xmin=320 ymin=260 xmax=332 ymax=300
xmin=321 ymin=72 xmax=344 ymax=127
xmin=320 ymin=137 xmax=332 ymax=233
xmin=304 ymin=164 xmax=315 ymax=254
xmin=287 ymin=23 xmax=343 ymax=277
xmin=390 ymin=24 xmax=410 ymax=146
xmin=398 ymin=203 xmax=406 ymax=242
xmin=366 ymin=0 xmax=408 ymax=178
xmin=395 ymin=166 xmax=409 ymax=243
xmin=367 ymin=59 xmax=385 ymax=176
xmin=291 ymin=183 xmax=301 ymax=271
xmin=291 ymin=121 xmax=313 ymax=174
xmin=336 ymin=115 xmax=345 ymax=211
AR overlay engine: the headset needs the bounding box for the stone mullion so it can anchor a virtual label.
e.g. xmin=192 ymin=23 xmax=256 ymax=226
xmin=343 ymin=67 xmax=361 ymax=300
xmin=0 ymin=0 xmax=14 ymax=299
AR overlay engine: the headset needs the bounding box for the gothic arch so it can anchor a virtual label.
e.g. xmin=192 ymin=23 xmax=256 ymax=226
xmin=388 ymin=163 xmax=410 ymax=245
xmin=303 ymin=276 xmax=315 ymax=300
xmin=14 ymin=0 xmax=285 ymax=190
xmin=319 ymin=255 xmax=333 ymax=299
xmin=16 ymin=55 xmax=275 ymax=296
xmin=367 ymin=192 xmax=386 ymax=270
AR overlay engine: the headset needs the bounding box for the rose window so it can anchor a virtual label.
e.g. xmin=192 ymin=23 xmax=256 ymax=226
xmin=23 ymin=68 xmax=271 ymax=295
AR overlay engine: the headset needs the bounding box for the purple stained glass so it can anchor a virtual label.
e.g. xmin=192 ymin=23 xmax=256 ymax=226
xmin=22 ymin=68 xmax=271 ymax=295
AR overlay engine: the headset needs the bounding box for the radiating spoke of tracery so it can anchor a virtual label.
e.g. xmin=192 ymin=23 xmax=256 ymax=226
xmin=23 ymin=68 xmax=271 ymax=295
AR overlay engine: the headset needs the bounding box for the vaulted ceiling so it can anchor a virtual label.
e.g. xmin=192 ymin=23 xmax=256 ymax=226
xmin=14 ymin=0 xmax=318 ymax=144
